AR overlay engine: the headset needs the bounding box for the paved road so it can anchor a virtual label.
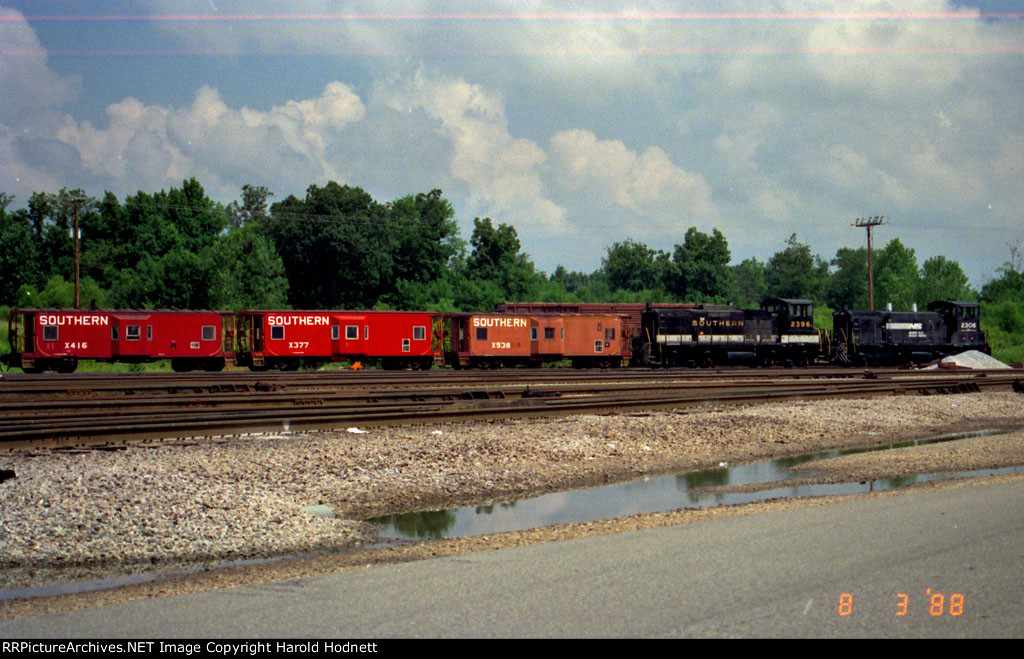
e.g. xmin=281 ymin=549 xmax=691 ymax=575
xmin=4 ymin=479 xmax=1022 ymax=638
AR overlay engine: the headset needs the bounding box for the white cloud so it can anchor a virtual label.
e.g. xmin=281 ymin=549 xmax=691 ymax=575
xmin=35 ymin=82 xmax=366 ymax=199
xmin=0 ymin=7 xmax=79 ymax=122
xmin=2 ymin=0 xmax=1022 ymax=281
xmin=374 ymin=69 xmax=568 ymax=232
xmin=550 ymin=128 xmax=718 ymax=228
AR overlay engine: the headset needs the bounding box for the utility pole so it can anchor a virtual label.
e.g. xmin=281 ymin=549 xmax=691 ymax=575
xmin=854 ymin=216 xmax=885 ymax=311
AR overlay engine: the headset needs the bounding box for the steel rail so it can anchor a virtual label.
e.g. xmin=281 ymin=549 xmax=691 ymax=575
xmin=0 ymin=370 xmax=1011 ymax=418
xmin=1 ymin=366 xmax=1017 ymax=399
xmin=1 ymin=372 xmax=1018 ymax=453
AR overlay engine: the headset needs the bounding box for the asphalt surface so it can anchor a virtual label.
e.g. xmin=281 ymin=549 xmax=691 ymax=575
xmin=3 ymin=478 xmax=1022 ymax=638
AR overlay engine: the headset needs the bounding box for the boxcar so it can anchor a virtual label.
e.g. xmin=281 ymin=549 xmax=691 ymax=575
xmin=6 ymin=309 xmax=231 ymax=372
xmin=234 ymin=310 xmax=439 ymax=370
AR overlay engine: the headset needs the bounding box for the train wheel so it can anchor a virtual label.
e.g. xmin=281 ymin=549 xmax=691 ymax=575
xmin=56 ymin=358 xmax=78 ymax=373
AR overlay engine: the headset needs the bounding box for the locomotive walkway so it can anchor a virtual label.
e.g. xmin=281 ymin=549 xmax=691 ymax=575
xmin=2 ymin=368 xmax=1021 ymax=452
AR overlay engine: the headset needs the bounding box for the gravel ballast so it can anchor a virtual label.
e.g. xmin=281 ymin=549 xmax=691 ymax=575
xmin=2 ymin=390 xmax=1024 ymax=617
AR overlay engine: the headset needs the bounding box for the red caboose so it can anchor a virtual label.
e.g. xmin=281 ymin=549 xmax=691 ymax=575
xmin=234 ymin=310 xmax=439 ymax=370
xmin=6 ymin=309 xmax=231 ymax=372
xmin=443 ymin=313 xmax=622 ymax=368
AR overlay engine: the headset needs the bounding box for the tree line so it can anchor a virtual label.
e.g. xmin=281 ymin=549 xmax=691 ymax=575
xmin=1 ymin=179 xmax=1021 ymax=363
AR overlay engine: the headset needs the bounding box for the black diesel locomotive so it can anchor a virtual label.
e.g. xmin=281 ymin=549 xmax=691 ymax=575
xmin=635 ymin=298 xmax=820 ymax=367
xmin=831 ymin=300 xmax=988 ymax=366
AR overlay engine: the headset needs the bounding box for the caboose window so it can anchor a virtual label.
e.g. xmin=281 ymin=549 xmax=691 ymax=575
xmin=594 ymin=340 xmax=603 ymax=353
xmin=544 ymin=327 xmax=555 ymax=340
xmin=43 ymin=325 xmax=57 ymax=341
xmin=147 ymin=326 xmax=153 ymax=341
xmin=346 ymin=325 xmax=358 ymax=340
xmin=126 ymin=325 xmax=141 ymax=340
xmin=364 ymin=325 xmax=369 ymax=340
xmin=402 ymin=339 xmax=410 ymax=353
xmin=605 ymin=328 xmax=616 ymax=341
xmin=202 ymin=325 xmax=215 ymax=341
xmin=111 ymin=326 xmax=119 ymax=341
xmin=476 ymin=327 xmax=487 ymax=341
xmin=271 ymin=325 xmax=284 ymax=340
xmin=531 ymin=327 xmax=538 ymax=341
xmin=414 ymin=326 xmax=426 ymax=341
xmin=331 ymin=325 xmax=340 ymax=340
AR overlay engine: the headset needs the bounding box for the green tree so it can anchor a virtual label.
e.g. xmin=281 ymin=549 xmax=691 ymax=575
xmin=205 ymin=225 xmax=289 ymax=310
xmin=980 ymin=251 xmax=1024 ymax=363
xmin=826 ymin=247 xmax=868 ymax=310
xmin=764 ymin=234 xmax=829 ymax=301
xmin=668 ymin=228 xmax=732 ymax=301
xmin=729 ymin=257 xmax=767 ymax=308
xmin=465 ymin=217 xmax=542 ymax=303
xmin=917 ymin=255 xmax=975 ymax=304
xmin=389 ymin=189 xmax=463 ymax=286
xmin=21 ymin=189 xmax=97 ymax=287
xmin=161 ymin=178 xmax=226 ymax=253
xmin=981 ymin=263 xmax=1024 ymax=304
xmin=266 ymin=182 xmax=395 ymax=309
xmin=0 ymin=195 xmax=39 ymax=304
xmin=602 ymin=239 xmax=662 ymax=292
xmin=80 ymin=191 xmax=135 ymax=290
xmin=873 ymin=239 xmax=920 ymax=310
xmin=226 ymin=184 xmax=273 ymax=230
xmin=20 ymin=275 xmax=107 ymax=309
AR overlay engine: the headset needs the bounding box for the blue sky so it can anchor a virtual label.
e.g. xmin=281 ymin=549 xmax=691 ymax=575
xmin=2 ymin=1 xmax=1023 ymax=289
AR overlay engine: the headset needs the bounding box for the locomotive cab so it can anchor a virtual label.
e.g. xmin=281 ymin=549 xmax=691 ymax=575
xmin=761 ymin=298 xmax=818 ymax=366
xmin=926 ymin=300 xmax=987 ymax=353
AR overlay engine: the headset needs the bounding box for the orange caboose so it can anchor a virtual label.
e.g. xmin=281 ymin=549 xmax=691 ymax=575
xmin=443 ymin=313 xmax=621 ymax=369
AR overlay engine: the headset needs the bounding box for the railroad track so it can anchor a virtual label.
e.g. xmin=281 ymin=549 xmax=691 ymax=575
xmin=0 ymin=365 xmax=1005 ymax=396
xmin=1 ymin=368 xmax=1020 ymax=453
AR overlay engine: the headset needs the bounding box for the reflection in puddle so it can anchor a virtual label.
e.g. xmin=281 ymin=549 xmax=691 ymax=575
xmin=371 ymin=428 xmax=1024 ymax=541
xmin=4 ymin=429 xmax=1019 ymax=601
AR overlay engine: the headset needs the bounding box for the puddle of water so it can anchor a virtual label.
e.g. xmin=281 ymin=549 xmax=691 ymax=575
xmin=370 ymin=428 xmax=1024 ymax=541
xmin=3 ymin=429 xmax=1017 ymax=601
